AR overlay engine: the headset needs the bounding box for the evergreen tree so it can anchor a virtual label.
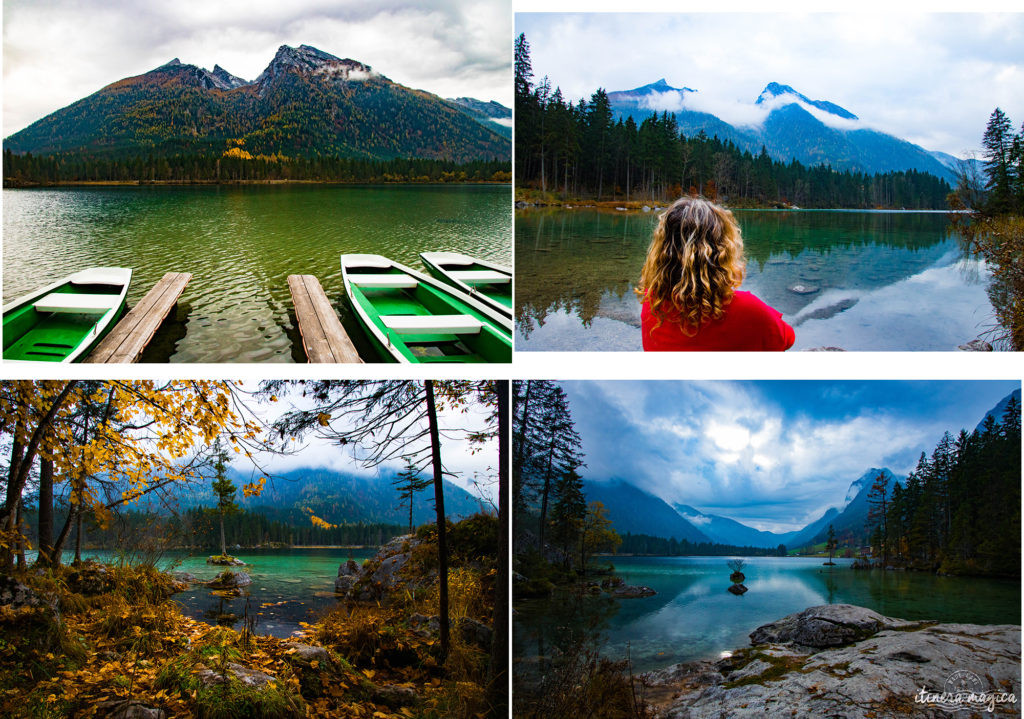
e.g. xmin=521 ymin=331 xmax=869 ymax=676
xmin=866 ymin=471 xmax=890 ymax=565
xmin=825 ymin=524 xmax=837 ymax=564
xmin=392 ymin=458 xmax=431 ymax=533
xmin=210 ymin=439 xmax=238 ymax=557
xmin=982 ymin=108 xmax=1016 ymax=213
xmin=548 ymin=468 xmax=586 ymax=568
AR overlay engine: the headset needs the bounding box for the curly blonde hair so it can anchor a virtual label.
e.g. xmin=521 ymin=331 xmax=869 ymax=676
xmin=635 ymin=196 xmax=746 ymax=335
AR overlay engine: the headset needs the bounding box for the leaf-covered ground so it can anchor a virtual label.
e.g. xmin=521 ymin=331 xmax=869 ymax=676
xmin=1 ymin=551 xmax=494 ymax=718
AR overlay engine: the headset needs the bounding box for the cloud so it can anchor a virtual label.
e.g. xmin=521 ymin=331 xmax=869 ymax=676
xmin=3 ymin=0 xmax=511 ymax=135
xmin=560 ymin=380 xmax=1019 ymax=532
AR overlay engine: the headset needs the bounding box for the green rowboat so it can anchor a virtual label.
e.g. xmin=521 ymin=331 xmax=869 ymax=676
xmin=419 ymin=251 xmax=512 ymax=319
xmin=341 ymin=254 xmax=511 ymax=363
xmin=3 ymin=267 xmax=132 ymax=363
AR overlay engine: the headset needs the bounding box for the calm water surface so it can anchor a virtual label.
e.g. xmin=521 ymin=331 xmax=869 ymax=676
xmin=513 ymin=556 xmax=1021 ymax=673
xmin=3 ymin=184 xmax=510 ymax=362
xmin=515 ymin=209 xmax=998 ymax=351
xmin=54 ymin=548 xmax=375 ymax=637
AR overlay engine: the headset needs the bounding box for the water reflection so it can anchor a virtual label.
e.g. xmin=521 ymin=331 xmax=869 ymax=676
xmin=515 ymin=209 xmax=996 ymax=351
xmin=513 ymin=556 xmax=1020 ymax=673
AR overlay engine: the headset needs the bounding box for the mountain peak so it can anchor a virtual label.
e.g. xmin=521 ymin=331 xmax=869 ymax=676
xmin=211 ymin=64 xmax=248 ymax=90
xmin=844 ymin=468 xmax=895 ymax=506
xmin=756 ymin=82 xmax=858 ymax=121
xmin=255 ymin=44 xmax=374 ymax=93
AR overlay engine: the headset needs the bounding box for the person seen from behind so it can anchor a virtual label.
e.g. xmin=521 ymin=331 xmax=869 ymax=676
xmin=636 ymin=196 xmax=794 ymax=351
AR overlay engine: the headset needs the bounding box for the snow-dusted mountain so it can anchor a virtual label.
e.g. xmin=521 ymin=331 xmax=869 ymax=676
xmin=606 ymin=79 xmax=957 ymax=181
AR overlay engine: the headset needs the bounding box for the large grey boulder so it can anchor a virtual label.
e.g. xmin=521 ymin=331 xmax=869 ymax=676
xmin=335 ymin=559 xmax=361 ymax=594
xmin=282 ymin=642 xmax=330 ymax=666
xmin=646 ymin=605 xmax=1021 ymax=719
xmin=748 ymin=604 xmax=911 ymax=648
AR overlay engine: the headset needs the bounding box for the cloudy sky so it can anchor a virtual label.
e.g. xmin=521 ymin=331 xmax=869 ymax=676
xmin=560 ymin=380 xmax=1019 ymax=533
xmin=515 ymin=12 xmax=1024 ymax=158
xmin=225 ymin=382 xmax=500 ymax=506
xmin=3 ymin=0 xmax=511 ymax=136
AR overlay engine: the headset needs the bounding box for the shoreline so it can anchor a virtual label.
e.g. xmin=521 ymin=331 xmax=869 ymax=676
xmin=4 ymin=178 xmax=512 ymax=188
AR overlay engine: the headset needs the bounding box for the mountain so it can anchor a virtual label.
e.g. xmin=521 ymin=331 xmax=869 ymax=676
xmin=606 ymin=79 xmax=956 ymax=181
xmin=185 ymin=466 xmax=487 ymax=528
xmin=800 ymin=468 xmax=901 ymax=547
xmin=582 ymin=480 xmax=712 ymax=543
xmin=4 ymin=44 xmax=510 ymax=163
xmin=671 ymin=504 xmax=797 ymax=549
xmin=447 ymin=97 xmax=512 ymax=139
xmin=976 ymin=389 xmax=1021 ymax=433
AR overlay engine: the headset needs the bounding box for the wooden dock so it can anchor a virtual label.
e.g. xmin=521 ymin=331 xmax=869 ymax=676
xmin=287 ymin=274 xmax=363 ymax=363
xmin=85 ymin=272 xmax=191 ymax=363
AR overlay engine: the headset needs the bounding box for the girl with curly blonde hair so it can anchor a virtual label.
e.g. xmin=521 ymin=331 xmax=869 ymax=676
xmin=636 ymin=196 xmax=794 ymax=351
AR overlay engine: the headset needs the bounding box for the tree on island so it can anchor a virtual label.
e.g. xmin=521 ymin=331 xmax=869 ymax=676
xmin=825 ymin=524 xmax=837 ymax=565
xmin=210 ymin=439 xmax=238 ymax=558
xmin=392 ymin=457 xmax=431 ymax=534
xmin=727 ymin=558 xmax=746 ymax=583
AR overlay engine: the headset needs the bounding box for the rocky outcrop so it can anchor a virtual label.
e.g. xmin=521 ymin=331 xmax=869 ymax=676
xmin=207 ymin=555 xmax=246 ymax=566
xmin=726 ymin=584 xmax=748 ymax=595
xmin=645 ymin=604 xmax=1020 ymax=719
xmin=334 ymin=559 xmax=361 ymax=594
xmin=335 ymin=535 xmax=429 ymax=602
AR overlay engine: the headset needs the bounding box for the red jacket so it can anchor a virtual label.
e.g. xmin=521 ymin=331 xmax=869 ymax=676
xmin=641 ymin=290 xmax=795 ymax=351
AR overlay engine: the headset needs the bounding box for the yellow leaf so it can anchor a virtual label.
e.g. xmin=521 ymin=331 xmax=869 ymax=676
xmin=362 ymin=668 xmax=375 ymax=679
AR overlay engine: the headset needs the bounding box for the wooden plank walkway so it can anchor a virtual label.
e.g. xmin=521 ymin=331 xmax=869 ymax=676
xmin=84 ymin=272 xmax=191 ymax=363
xmin=288 ymin=274 xmax=363 ymax=363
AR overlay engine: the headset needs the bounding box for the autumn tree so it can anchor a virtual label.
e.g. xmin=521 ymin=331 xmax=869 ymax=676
xmin=579 ymin=501 xmax=621 ymax=575
xmin=0 ymin=380 xmax=272 ymax=570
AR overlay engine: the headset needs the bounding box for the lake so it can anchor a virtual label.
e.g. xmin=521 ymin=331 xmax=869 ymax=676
xmin=515 ymin=209 xmax=999 ymax=351
xmin=47 ymin=548 xmax=376 ymax=637
xmin=3 ymin=183 xmax=511 ymax=362
xmin=513 ymin=556 xmax=1021 ymax=673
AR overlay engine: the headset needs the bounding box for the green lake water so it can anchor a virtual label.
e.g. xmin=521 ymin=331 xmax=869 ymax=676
xmin=50 ymin=548 xmax=376 ymax=637
xmin=3 ymin=184 xmax=511 ymax=362
xmin=513 ymin=556 xmax=1021 ymax=673
xmin=515 ymin=209 xmax=999 ymax=351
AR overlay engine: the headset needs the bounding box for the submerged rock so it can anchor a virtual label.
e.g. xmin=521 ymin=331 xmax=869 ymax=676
xmin=645 ymin=604 xmax=1020 ymax=719
xmin=610 ymin=584 xmax=657 ymax=599
xmin=208 ymin=571 xmax=252 ymax=590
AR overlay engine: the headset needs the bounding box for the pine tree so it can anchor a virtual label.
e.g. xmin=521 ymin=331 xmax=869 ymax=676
xmin=392 ymin=458 xmax=431 ymax=533
xmin=982 ymin=108 xmax=1016 ymax=214
xmin=866 ymin=471 xmax=890 ymax=566
xmin=210 ymin=439 xmax=237 ymax=557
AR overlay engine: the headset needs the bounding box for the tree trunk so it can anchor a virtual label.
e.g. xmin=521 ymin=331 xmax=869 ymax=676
xmin=486 ymin=381 xmax=509 ymax=718
xmin=74 ymin=510 xmax=84 ymax=564
xmin=424 ymin=381 xmax=450 ymax=663
xmin=15 ymin=501 xmax=26 ymax=570
xmin=37 ymin=456 xmax=54 ymax=566
xmin=537 ymin=441 xmax=555 ymax=549
xmin=219 ymin=510 xmax=227 ymax=556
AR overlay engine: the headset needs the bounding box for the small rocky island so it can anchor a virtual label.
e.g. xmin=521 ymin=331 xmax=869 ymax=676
xmin=643 ymin=604 xmax=1020 ymax=718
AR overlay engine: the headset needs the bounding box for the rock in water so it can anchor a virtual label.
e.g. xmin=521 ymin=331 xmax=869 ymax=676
xmin=727 ymin=584 xmax=748 ymax=595
xmin=959 ymin=339 xmax=993 ymax=351
xmin=610 ymin=584 xmax=657 ymax=598
xmin=208 ymin=571 xmax=252 ymax=590
xmin=788 ymin=283 xmax=820 ymax=295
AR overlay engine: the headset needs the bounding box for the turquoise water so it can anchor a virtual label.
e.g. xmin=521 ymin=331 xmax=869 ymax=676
xmin=3 ymin=183 xmax=511 ymax=362
xmin=50 ymin=548 xmax=376 ymax=637
xmin=515 ymin=209 xmax=998 ymax=351
xmin=513 ymin=556 xmax=1021 ymax=672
